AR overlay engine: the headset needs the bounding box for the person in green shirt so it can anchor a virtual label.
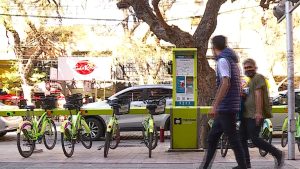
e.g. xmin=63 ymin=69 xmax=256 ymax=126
xmin=233 ymin=58 xmax=284 ymax=169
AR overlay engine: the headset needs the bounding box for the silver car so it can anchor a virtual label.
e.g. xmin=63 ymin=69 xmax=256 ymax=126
xmin=0 ymin=102 xmax=23 ymax=137
xmin=82 ymin=85 xmax=172 ymax=140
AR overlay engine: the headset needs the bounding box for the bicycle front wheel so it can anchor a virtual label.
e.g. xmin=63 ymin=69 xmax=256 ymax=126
xmin=259 ymin=131 xmax=272 ymax=157
xmin=61 ymin=131 xmax=74 ymax=158
xmin=43 ymin=119 xmax=57 ymax=150
xmin=79 ymin=122 xmax=92 ymax=149
xmin=104 ymin=131 xmax=112 ymax=158
xmin=148 ymin=131 xmax=153 ymax=158
xmin=110 ymin=124 xmax=120 ymax=149
xmin=281 ymin=131 xmax=288 ymax=148
xmin=142 ymin=126 xmax=158 ymax=150
xmin=220 ymin=134 xmax=229 ymax=157
xmin=17 ymin=122 xmax=35 ymax=158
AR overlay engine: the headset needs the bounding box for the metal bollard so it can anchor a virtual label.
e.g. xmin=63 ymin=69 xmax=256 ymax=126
xmin=160 ymin=126 xmax=164 ymax=142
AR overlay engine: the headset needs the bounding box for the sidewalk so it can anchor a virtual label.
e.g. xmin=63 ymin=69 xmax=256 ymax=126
xmin=0 ymin=133 xmax=299 ymax=169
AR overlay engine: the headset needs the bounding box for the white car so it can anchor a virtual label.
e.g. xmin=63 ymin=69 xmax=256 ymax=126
xmin=271 ymin=89 xmax=300 ymax=131
xmin=81 ymin=84 xmax=172 ymax=140
xmin=0 ymin=102 xmax=23 ymax=137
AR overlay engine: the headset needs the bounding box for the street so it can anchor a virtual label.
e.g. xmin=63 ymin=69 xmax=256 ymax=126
xmin=0 ymin=132 xmax=299 ymax=169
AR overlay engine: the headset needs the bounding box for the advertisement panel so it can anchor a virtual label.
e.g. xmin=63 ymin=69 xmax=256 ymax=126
xmin=58 ymin=57 xmax=112 ymax=81
xmin=170 ymin=48 xmax=199 ymax=151
xmin=173 ymin=49 xmax=197 ymax=106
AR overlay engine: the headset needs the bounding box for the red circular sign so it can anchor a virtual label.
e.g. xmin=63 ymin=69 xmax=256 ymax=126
xmin=75 ymin=60 xmax=96 ymax=75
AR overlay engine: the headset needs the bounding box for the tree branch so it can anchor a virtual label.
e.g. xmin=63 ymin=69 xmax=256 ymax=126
xmin=117 ymin=0 xmax=194 ymax=47
xmin=152 ymin=0 xmax=170 ymax=30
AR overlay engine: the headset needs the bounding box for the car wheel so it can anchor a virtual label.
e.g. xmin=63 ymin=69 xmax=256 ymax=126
xmin=0 ymin=131 xmax=7 ymax=137
xmin=85 ymin=117 xmax=104 ymax=141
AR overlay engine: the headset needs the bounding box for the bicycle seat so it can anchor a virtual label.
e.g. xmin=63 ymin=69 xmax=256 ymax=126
xmin=146 ymin=104 xmax=157 ymax=111
xmin=25 ymin=105 xmax=35 ymax=110
xmin=63 ymin=103 xmax=76 ymax=110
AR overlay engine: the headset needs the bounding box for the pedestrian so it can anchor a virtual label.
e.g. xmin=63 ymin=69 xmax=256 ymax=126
xmin=235 ymin=58 xmax=284 ymax=169
xmin=200 ymin=35 xmax=247 ymax=169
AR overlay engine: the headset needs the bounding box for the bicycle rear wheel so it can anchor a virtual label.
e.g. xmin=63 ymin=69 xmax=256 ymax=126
xmin=43 ymin=119 xmax=57 ymax=150
xmin=61 ymin=130 xmax=74 ymax=158
xmin=220 ymin=134 xmax=229 ymax=157
xmin=104 ymin=131 xmax=112 ymax=158
xmin=79 ymin=121 xmax=92 ymax=149
xmin=109 ymin=124 xmax=120 ymax=149
xmin=259 ymin=131 xmax=272 ymax=157
xmin=17 ymin=122 xmax=35 ymax=158
xmin=281 ymin=131 xmax=288 ymax=148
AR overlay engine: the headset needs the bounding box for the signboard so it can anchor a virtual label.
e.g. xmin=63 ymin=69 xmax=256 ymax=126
xmin=172 ymin=49 xmax=197 ymax=106
xmin=58 ymin=57 xmax=112 ymax=81
xmin=170 ymin=48 xmax=199 ymax=151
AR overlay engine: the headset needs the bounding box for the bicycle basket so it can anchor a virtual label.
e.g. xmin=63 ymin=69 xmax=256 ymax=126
xmin=41 ymin=95 xmax=57 ymax=110
xmin=109 ymin=98 xmax=130 ymax=115
xmin=149 ymin=99 xmax=166 ymax=115
xmin=65 ymin=93 xmax=83 ymax=109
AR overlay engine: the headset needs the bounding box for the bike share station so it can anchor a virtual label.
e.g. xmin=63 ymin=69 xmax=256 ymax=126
xmin=0 ymin=45 xmax=290 ymax=156
xmin=168 ymin=48 xmax=201 ymax=151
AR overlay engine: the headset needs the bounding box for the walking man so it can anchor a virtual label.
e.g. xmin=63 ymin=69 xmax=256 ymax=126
xmin=200 ymin=35 xmax=247 ymax=169
xmin=235 ymin=58 xmax=284 ymax=169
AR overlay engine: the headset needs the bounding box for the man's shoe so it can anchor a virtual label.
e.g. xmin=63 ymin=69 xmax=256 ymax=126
xmin=232 ymin=163 xmax=251 ymax=169
xmin=275 ymin=151 xmax=285 ymax=168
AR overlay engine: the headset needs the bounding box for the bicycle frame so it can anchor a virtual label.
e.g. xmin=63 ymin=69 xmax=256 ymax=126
xmin=17 ymin=111 xmax=51 ymax=140
xmin=61 ymin=111 xmax=91 ymax=138
xmin=106 ymin=114 xmax=118 ymax=133
xmin=143 ymin=114 xmax=154 ymax=133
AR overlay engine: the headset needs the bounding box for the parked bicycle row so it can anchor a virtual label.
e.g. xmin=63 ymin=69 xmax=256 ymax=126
xmin=16 ymin=93 xmax=166 ymax=158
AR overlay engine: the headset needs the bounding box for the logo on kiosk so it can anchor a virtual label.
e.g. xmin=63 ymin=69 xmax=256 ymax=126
xmin=75 ymin=60 xmax=96 ymax=75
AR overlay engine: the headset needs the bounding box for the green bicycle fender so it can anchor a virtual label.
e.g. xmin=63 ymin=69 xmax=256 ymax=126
xmin=264 ymin=119 xmax=273 ymax=132
xmin=149 ymin=118 xmax=154 ymax=133
xmin=106 ymin=118 xmax=114 ymax=133
xmin=81 ymin=119 xmax=91 ymax=133
xmin=282 ymin=117 xmax=288 ymax=132
xmin=17 ymin=121 xmax=32 ymax=133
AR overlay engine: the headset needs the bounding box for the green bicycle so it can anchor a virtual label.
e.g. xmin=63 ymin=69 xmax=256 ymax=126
xmin=209 ymin=118 xmax=273 ymax=157
xmin=17 ymin=96 xmax=57 ymax=158
xmin=281 ymin=106 xmax=300 ymax=152
xmin=103 ymin=98 xmax=130 ymax=158
xmin=142 ymin=97 xmax=166 ymax=158
xmin=61 ymin=93 xmax=92 ymax=157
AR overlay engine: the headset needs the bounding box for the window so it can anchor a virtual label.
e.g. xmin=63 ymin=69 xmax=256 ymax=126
xmin=117 ymin=89 xmax=144 ymax=102
xmin=148 ymin=88 xmax=172 ymax=100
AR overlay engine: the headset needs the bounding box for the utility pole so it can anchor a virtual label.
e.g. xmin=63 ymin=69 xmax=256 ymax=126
xmin=274 ymin=0 xmax=300 ymax=160
xmin=285 ymin=0 xmax=295 ymax=160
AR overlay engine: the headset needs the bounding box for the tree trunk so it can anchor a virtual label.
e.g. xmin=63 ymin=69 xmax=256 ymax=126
xmin=117 ymin=0 xmax=227 ymax=148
